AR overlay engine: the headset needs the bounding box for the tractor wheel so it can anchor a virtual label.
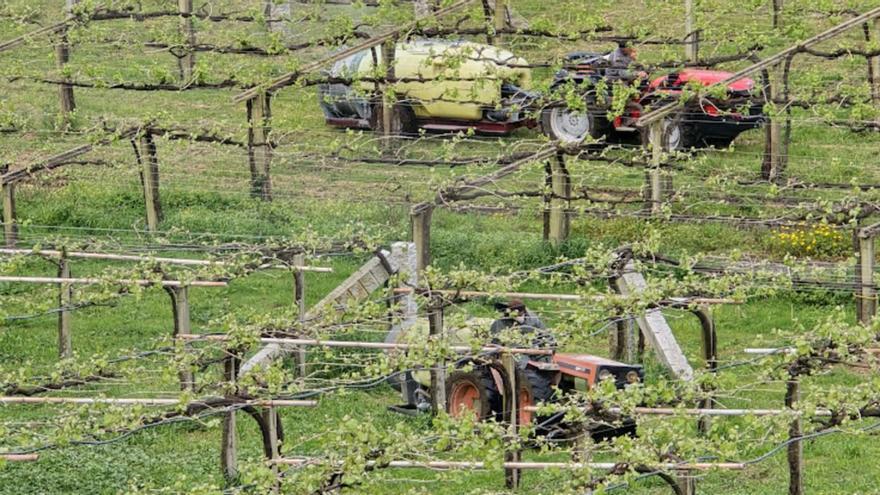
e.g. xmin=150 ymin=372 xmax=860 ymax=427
xmin=540 ymin=105 xmax=606 ymax=145
xmin=640 ymin=112 xmax=694 ymax=152
xmin=446 ymin=370 xmax=499 ymax=421
xmin=516 ymin=368 xmax=556 ymax=428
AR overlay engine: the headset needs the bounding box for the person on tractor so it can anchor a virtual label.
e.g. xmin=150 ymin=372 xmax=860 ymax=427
xmin=602 ymin=43 xmax=643 ymax=83
xmin=603 ymin=43 xmax=637 ymax=67
xmin=412 ymin=298 xmax=642 ymax=437
xmin=490 ymin=299 xmax=557 ymax=363
xmin=487 ymin=299 xmax=558 ymax=425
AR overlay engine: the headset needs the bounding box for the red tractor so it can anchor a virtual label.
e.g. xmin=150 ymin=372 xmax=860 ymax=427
xmin=445 ymin=352 xmax=643 ymax=432
xmin=389 ymin=318 xmax=643 ymax=438
xmin=541 ymin=52 xmax=766 ymax=149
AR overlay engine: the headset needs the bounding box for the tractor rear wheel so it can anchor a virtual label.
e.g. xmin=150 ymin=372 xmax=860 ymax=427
xmin=541 ymin=104 xmax=607 ymax=145
xmin=446 ymin=370 xmax=498 ymax=421
xmin=639 ymin=112 xmax=694 ymax=152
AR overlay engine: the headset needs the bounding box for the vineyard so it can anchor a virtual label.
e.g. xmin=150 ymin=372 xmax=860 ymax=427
xmin=2 ymin=0 xmax=880 ymax=493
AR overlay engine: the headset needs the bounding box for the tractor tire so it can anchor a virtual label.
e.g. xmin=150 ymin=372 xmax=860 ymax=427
xmin=639 ymin=112 xmax=694 ymax=152
xmin=446 ymin=369 xmax=501 ymax=421
xmin=540 ymin=104 xmax=607 ymax=146
xmin=521 ymin=368 xmax=555 ymax=404
xmin=516 ymin=368 xmax=557 ymax=430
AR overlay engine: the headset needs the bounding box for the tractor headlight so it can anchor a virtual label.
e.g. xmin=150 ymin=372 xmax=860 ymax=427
xmin=626 ymin=370 xmax=641 ymax=384
xmin=598 ymin=369 xmax=613 ymax=382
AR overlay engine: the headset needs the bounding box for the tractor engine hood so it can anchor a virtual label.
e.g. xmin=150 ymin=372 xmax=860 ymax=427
xmin=649 ymin=69 xmax=755 ymax=93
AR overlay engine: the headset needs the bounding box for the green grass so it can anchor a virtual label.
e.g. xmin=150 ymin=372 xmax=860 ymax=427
xmin=4 ymin=290 xmax=874 ymax=494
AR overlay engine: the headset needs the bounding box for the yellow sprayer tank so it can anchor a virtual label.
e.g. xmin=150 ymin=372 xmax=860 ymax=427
xmin=349 ymin=40 xmax=531 ymax=121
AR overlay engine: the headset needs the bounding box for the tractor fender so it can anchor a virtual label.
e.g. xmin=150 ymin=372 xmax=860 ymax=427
xmin=489 ymin=367 xmax=505 ymax=397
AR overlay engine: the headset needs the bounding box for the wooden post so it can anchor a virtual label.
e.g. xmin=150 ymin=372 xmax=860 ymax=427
xmin=54 ymin=38 xmax=74 ymax=114
xmin=786 ymin=378 xmax=804 ymax=495
xmin=767 ymin=74 xmax=784 ymax=182
xmin=262 ymin=407 xmax=281 ymax=494
xmin=171 ymin=287 xmax=191 ymax=336
xmin=548 ymin=152 xmax=571 ymax=245
xmin=684 ymin=0 xmax=698 ymax=62
xmin=502 ymin=351 xmax=520 ymax=489
xmin=494 ymin=0 xmax=507 ymax=37
xmin=139 ymin=132 xmax=163 ymax=232
xmin=388 ymin=242 xmax=420 ymax=405
xmin=167 ymin=286 xmax=194 ymax=390
xmin=247 ymin=93 xmax=273 ymax=201
xmin=858 ymin=230 xmax=876 ymax=325
xmin=695 ymin=306 xmax=717 ymax=434
xmin=293 ymin=253 xmax=307 ymax=378
xmin=1 ymin=177 xmax=16 ymax=248
xmin=610 ymin=316 xmax=623 ymax=360
xmin=772 ymin=0 xmax=784 ymax=30
xmin=854 ymin=224 xmax=865 ymax=321
xmin=480 ymin=0 xmax=495 ymax=44
xmin=610 ymin=314 xmax=637 ymax=363
xmin=648 ymin=121 xmax=663 ymax=214
xmin=542 ymin=161 xmax=551 ymax=241
xmin=411 ymin=203 xmax=433 ymax=272
xmin=293 ymin=254 xmax=306 ymax=309
xmin=380 ymin=38 xmax=397 ymax=153
xmin=571 ymin=434 xmax=595 ymax=492
xmin=221 ymin=355 xmax=239 ymax=482
xmin=174 ymin=287 xmax=194 ymax=391
xmin=677 ymin=473 xmax=696 ymax=495
xmin=263 ymin=407 xmax=281 ymax=459
xmin=428 ymin=302 xmax=446 ymax=414
xmin=866 ymin=20 xmax=880 ymax=104
xmin=766 ymin=1 xmax=785 ymax=182
xmin=177 ymin=0 xmax=196 ymax=82
xmin=55 ymin=0 xmax=77 ymax=116
xmin=57 ymin=250 xmax=72 ymax=359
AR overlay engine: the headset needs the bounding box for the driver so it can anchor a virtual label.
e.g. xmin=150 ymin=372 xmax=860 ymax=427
xmin=490 ymin=299 xmax=556 ymax=361
xmin=603 ymin=42 xmax=638 ymax=68
xmin=601 ymin=43 xmax=642 ymax=82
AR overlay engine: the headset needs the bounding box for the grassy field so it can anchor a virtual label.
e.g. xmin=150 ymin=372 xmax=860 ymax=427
xmin=2 ymin=1 xmax=880 ymax=494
